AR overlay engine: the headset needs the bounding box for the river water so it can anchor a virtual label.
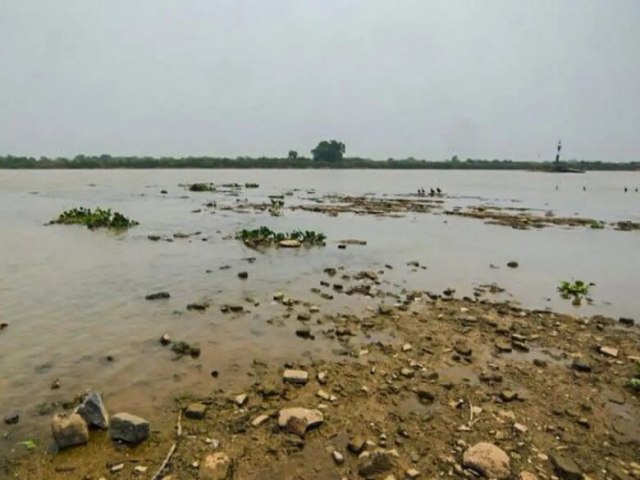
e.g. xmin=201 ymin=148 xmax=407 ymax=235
xmin=0 ymin=169 xmax=639 ymax=443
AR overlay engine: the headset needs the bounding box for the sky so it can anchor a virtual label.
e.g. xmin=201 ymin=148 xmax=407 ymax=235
xmin=1 ymin=0 xmax=639 ymax=161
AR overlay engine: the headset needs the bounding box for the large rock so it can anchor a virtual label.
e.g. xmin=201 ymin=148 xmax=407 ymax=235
xmin=51 ymin=413 xmax=89 ymax=449
xmin=358 ymin=451 xmax=394 ymax=478
xmin=278 ymin=408 xmax=323 ymax=437
xmin=109 ymin=413 xmax=149 ymax=444
xmin=199 ymin=452 xmax=232 ymax=480
xmin=283 ymin=369 xmax=309 ymax=385
xmin=185 ymin=402 xmax=207 ymax=419
xmin=463 ymin=442 xmax=511 ymax=479
xmin=75 ymin=392 xmax=109 ymax=429
xmin=550 ymin=454 xmax=583 ymax=480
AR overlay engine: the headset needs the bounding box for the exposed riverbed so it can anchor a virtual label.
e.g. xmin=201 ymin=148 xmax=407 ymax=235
xmin=0 ymin=169 xmax=639 ymax=479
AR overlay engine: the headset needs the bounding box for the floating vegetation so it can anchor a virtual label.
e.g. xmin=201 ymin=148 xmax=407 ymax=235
xmin=49 ymin=207 xmax=138 ymax=230
xmin=236 ymin=226 xmax=326 ymax=249
xmin=558 ymin=280 xmax=594 ymax=306
xmin=187 ymin=183 xmax=216 ymax=192
xmin=244 ymin=182 xmax=259 ymax=188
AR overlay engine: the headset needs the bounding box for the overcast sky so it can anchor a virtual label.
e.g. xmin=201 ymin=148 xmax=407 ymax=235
xmin=1 ymin=1 xmax=639 ymax=161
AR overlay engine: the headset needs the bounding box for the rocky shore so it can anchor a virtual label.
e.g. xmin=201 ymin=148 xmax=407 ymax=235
xmin=6 ymin=286 xmax=639 ymax=479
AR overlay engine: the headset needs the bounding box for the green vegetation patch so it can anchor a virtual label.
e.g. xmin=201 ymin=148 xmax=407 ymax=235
xmin=50 ymin=207 xmax=138 ymax=230
xmin=236 ymin=226 xmax=326 ymax=249
xmin=628 ymin=363 xmax=640 ymax=392
xmin=558 ymin=280 xmax=594 ymax=306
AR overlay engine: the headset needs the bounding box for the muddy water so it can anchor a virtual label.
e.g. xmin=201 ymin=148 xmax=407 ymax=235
xmin=0 ymin=169 xmax=638 ymax=444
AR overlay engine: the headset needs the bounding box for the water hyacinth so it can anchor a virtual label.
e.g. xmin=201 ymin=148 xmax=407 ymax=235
xmin=50 ymin=207 xmax=138 ymax=230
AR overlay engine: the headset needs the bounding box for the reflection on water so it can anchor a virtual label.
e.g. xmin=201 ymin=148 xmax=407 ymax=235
xmin=0 ymin=169 xmax=638 ymax=438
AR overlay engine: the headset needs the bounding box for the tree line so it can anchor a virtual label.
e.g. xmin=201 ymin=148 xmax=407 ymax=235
xmin=1 ymin=140 xmax=638 ymax=170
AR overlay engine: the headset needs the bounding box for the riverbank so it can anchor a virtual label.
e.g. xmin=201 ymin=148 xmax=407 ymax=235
xmin=5 ymin=288 xmax=639 ymax=479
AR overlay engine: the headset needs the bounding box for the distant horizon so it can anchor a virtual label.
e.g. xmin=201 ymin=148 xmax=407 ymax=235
xmin=1 ymin=152 xmax=638 ymax=164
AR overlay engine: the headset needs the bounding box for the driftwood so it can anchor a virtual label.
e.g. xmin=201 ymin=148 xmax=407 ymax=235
xmin=151 ymin=411 xmax=182 ymax=480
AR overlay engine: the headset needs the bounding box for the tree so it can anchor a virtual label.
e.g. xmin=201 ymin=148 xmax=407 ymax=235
xmin=311 ymin=140 xmax=345 ymax=162
xmin=288 ymin=150 xmax=298 ymax=160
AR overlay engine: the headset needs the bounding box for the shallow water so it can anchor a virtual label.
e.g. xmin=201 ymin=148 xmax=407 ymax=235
xmin=0 ymin=169 xmax=638 ymax=442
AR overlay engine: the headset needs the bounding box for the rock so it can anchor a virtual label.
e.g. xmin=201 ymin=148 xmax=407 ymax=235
xmin=228 ymin=304 xmax=244 ymax=313
xmin=348 ymin=435 xmax=366 ymax=454
xmin=295 ymin=327 xmax=312 ymax=340
xmin=378 ymin=304 xmax=394 ymax=315
xmin=500 ymin=390 xmax=518 ymax=402
xmin=238 ymin=271 xmax=248 ymax=280
xmin=495 ymin=340 xmax=512 ymax=353
xmin=134 ymin=465 xmax=148 ymax=474
xmin=273 ymin=292 xmax=285 ymax=301
xmin=356 ymin=270 xmax=378 ymax=281
xmin=317 ymin=389 xmax=331 ymax=401
xmin=463 ymin=442 xmax=511 ymax=479
xmin=317 ymin=371 xmax=328 ymax=384
xmin=251 ymin=414 xmax=269 ymax=427
xmin=402 ymin=343 xmax=413 ymax=352
xmin=145 ymin=291 xmax=170 ymax=300
xmin=171 ymin=341 xmax=200 ymax=358
xmin=199 ymin=452 xmax=231 ymax=480
xmin=187 ymin=302 xmax=208 ymax=311
xmin=406 ymin=468 xmax=421 ymax=478
xmin=514 ymin=423 xmax=528 ymax=433
xmin=358 ymin=451 xmax=394 ymax=478
xmin=332 ymin=451 xmax=345 ymax=465
xmin=550 ymin=454 xmax=583 ymax=480
xmin=533 ymin=358 xmax=547 ymax=368
xmin=160 ymin=334 xmax=171 ymax=345
xmin=571 ymin=360 xmax=592 ymax=372
xmin=416 ymin=388 xmax=436 ymax=403
xmin=619 ymin=317 xmax=635 ymax=326
xmin=277 ymin=408 xmax=323 ymax=437
xmin=51 ymin=413 xmax=89 ymax=449
xmin=234 ymin=394 xmax=248 ymax=406
xmin=324 ymin=267 xmax=337 ymax=276
xmin=185 ymin=403 xmax=207 ymax=419
xmin=76 ymin=392 xmax=109 ymax=429
xmin=507 ymin=261 xmax=519 ymax=268
xmin=297 ymin=312 xmax=311 ymax=321
xmin=4 ymin=412 xmax=19 ymax=425
xmin=109 ymin=413 xmax=150 ymax=444
xmin=454 ymin=340 xmax=472 ymax=357
xmin=0 ymin=322 xmax=8 ymax=330
xmin=520 ymin=472 xmax=538 ymax=480
xmin=283 ymin=369 xmax=309 ymax=384
xmin=599 ymin=346 xmax=619 ymax=358
xmin=512 ymin=340 xmax=529 ymax=352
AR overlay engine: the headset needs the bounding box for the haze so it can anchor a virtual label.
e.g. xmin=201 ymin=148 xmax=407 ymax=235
xmin=1 ymin=0 xmax=639 ymax=161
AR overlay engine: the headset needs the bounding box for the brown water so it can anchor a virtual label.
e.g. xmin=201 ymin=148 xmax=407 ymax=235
xmin=1 ymin=169 xmax=639 ymax=446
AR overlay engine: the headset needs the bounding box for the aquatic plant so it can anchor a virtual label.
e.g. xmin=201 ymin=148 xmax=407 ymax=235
xmin=187 ymin=183 xmax=216 ymax=192
xmin=17 ymin=439 xmax=37 ymax=450
xmin=50 ymin=207 xmax=138 ymax=230
xmin=558 ymin=280 xmax=594 ymax=306
xmin=244 ymin=182 xmax=259 ymax=188
xmin=558 ymin=280 xmax=592 ymax=297
xmin=235 ymin=226 xmax=326 ymax=248
xmin=628 ymin=364 xmax=640 ymax=392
